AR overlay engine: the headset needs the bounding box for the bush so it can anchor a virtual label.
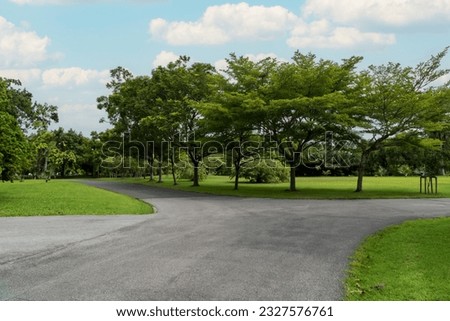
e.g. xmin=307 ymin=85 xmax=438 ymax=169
xmin=398 ymin=164 xmax=413 ymax=176
xmin=375 ymin=166 xmax=388 ymax=177
xmin=238 ymin=159 xmax=289 ymax=183
xmin=176 ymin=162 xmax=208 ymax=181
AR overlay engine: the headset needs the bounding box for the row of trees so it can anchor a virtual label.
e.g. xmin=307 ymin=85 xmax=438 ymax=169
xmin=97 ymin=49 xmax=450 ymax=192
xmin=2 ymin=49 xmax=449 ymax=192
xmin=0 ymin=77 xmax=103 ymax=180
xmin=0 ymin=78 xmax=57 ymax=181
xmin=28 ymin=127 xmax=102 ymax=179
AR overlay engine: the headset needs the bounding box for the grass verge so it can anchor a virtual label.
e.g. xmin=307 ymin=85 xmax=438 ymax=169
xmin=110 ymin=175 xmax=450 ymax=199
xmin=345 ymin=217 xmax=450 ymax=300
xmin=0 ymin=179 xmax=153 ymax=217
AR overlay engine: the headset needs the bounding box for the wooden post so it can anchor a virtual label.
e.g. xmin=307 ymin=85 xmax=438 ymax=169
xmin=420 ymin=176 xmax=438 ymax=195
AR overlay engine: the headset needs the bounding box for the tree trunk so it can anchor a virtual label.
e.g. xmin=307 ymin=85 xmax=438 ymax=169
xmin=355 ymin=153 xmax=367 ymax=192
xmin=148 ymin=158 xmax=154 ymax=182
xmin=61 ymin=162 xmax=66 ymax=178
xmin=170 ymin=154 xmax=178 ymax=186
xmin=234 ymin=163 xmax=240 ymax=190
xmin=157 ymin=161 xmax=163 ymax=183
xmin=43 ymin=153 xmax=48 ymax=176
xmin=192 ymin=163 xmax=200 ymax=187
xmin=289 ymin=165 xmax=296 ymax=192
xmin=188 ymin=150 xmax=200 ymax=187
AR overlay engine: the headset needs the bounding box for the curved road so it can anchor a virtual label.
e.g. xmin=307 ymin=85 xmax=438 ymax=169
xmin=1 ymin=180 xmax=449 ymax=301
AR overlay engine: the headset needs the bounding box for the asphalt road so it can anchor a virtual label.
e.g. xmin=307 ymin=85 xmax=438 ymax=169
xmin=1 ymin=180 xmax=449 ymax=301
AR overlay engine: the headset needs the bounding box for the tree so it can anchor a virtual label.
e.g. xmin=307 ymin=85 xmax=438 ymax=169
xmin=28 ymin=130 xmax=57 ymax=179
xmin=97 ymin=69 xmax=156 ymax=179
xmin=87 ymin=131 xmax=106 ymax=178
xmin=199 ymin=54 xmax=272 ymax=190
xmin=51 ymin=128 xmax=89 ymax=177
xmin=0 ymin=78 xmax=30 ymax=181
xmin=146 ymin=57 xmax=220 ymax=187
xmin=139 ymin=67 xmax=183 ymax=184
xmin=32 ymin=102 xmax=59 ymax=131
xmin=0 ymin=112 xmax=29 ymax=182
xmin=351 ymin=48 xmax=450 ymax=192
xmin=263 ymin=52 xmax=362 ymax=191
xmin=97 ymin=67 xmax=135 ymax=132
xmin=200 ymin=94 xmax=262 ymax=190
xmin=0 ymin=77 xmax=58 ymax=181
xmin=417 ymin=87 xmax=450 ymax=175
xmin=0 ymin=78 xmax=58 ymax=132
xmin=0 ymin=78 xmax=33 ymax=130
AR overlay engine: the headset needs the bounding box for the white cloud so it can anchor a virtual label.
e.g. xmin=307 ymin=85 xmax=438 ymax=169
xmin=0 ymin=16 xmax=50 ymax=68
xmin=0 ymin=67 xmax=109 ymax=88
xmin=54 ymin=103 xmax=110 ymax=135
xmin=0 ymin=69 xmax=42 ymax=83
xmin=435 ymin=73 xmax=450 ymax=86
xmin=214 ymin=59 xmax=228 ymax=74
xmin=302 ymin=0 xmax=450 ymax=27
xmin=244 ymin=53 xmax=280 ymax=62
xmin=149 ymin=2 xmax=398 ymax=50
xmin=41 ymin=68 xmax=109 ymax=87
xmin=0 ymin=67 xmax=111 ymax=134
xmin=149 ymin=2 xmax=298 ymax=45
xmin=59 ymin=103 xmax=98 ymax=113
xmin=152 ymin=50 xmax=179 ymax=68
xmin=288 ymin=19 xmax=396 ymax=49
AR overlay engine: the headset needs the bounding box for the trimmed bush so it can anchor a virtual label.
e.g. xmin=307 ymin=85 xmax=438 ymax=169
xmin=239 ymin=159 xmax=289 ymax=183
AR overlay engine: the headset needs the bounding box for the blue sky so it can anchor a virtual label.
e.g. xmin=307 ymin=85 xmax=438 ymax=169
xmin=1 ymin=0 xmax=449 ymax=135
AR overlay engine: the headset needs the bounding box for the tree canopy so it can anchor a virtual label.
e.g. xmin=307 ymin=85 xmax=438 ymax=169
xmin=96 ymin=49 xmax=450 ymax=191
xmin=2 ymin=48 xmax=449 ymax=193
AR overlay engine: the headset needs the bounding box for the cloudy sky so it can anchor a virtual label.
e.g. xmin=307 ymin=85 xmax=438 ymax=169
xmin=1 ymin=0 xmax=449 ymax=135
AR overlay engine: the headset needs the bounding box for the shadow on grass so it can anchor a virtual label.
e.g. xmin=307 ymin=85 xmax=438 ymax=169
xmin=106 ymin=176 xmax=449 ymax=200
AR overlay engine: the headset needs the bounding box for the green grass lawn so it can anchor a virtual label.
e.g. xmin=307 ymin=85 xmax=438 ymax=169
xmin=112 ymin=175 xmax=450 ymax=199
xmin=345 ymin=217 xmax=450 ymax=301
xmin=0 ymin=179 xmax=153 ymax=217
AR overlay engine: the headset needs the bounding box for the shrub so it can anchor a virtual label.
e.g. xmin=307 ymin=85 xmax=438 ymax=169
xmin=176 ymin=162 xmax=208 ymax=181
xmin=398 ymin=164 xmax=413 ymax=176
xmin=238 ymin=159 xmax=289 ymax=183
xmin=375 ymin=166 xmax=388 ymax=177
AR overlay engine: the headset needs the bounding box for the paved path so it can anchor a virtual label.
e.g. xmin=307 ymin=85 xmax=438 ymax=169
xmin=1 ymin=181 xmax=449 ymax=301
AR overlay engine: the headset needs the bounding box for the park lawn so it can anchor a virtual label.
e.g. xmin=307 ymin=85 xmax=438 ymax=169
xmin=112 ymin=175 xmax=450 ymax=199
xmin=0 ymin=179 xmax=153 ymax=217
xmin=345 ymin=217 xmax=450 ymax=300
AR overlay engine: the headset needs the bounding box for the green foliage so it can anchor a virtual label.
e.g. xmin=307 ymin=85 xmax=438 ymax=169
xmin=199 ymin=54 xmax=272 ymax=189
xmin=96 ymin=49 xmax=450 ymax=193
xmin=238 ymin=159 xmax=289 ymax=184
xmin=176 ymin=162 xmax=208 ymax=181
xmin=28 ymin=130 xmax=57 ymax=178
xmin=351 ymin=48 xmax=450 ymax=191
xmin=262 ymin=52 xmax=362 ymax=191
xmin=0 ymin=111 xmax=29 ymax=181
xmin=51 ymin=128 xmax=90 ymax=177
xmin=98 ymin=58 xmax=221 ymax=187
xmin=0 ymin=77 xmax=59 ymax=181
xmin=374 ymin=166 xmax=388 ymax=177
xmin=0 ymin=77 xmax=58 ymax=131
xmin=397 ymin=165 xmax=413 ymax=176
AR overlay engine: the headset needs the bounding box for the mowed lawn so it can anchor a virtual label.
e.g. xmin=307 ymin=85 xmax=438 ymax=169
xmin=0 ymin=179 xmax=153 ymax=217
xmin=346 ymin=217 xmax=450 ymax=301
xmin=115 ymin=175 xmax=450 ymax=199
